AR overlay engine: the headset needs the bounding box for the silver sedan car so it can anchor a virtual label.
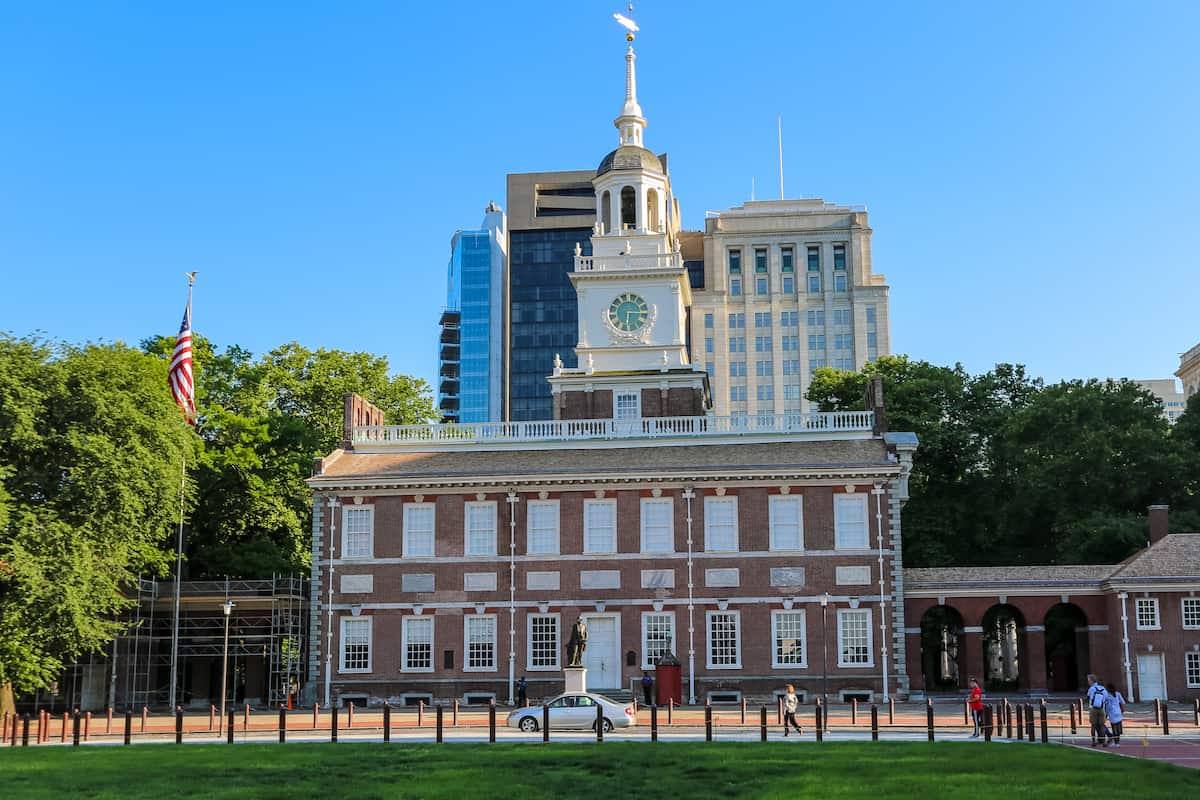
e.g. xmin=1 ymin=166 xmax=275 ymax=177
xmin=506 ymin=692 xmax=636 ymax=733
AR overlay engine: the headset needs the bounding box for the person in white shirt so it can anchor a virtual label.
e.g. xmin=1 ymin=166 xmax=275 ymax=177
xmin=1085 ymin=674 xmax=1108 ymax=747
xmin=1104 ymin=682 xmax=1125 ymax=747
xmin=782 ymin=685 xmax=803 ymax=736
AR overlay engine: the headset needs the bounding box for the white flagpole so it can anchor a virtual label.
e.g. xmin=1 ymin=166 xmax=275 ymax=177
xmin=167 ymin=275 xmax=195 ymax=710
xmin=778 ymin=115 xmax=785 ymax=200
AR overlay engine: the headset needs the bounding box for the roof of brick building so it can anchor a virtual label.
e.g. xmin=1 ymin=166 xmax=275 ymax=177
xmin=311 ymin=438 xmax=895 ymax=484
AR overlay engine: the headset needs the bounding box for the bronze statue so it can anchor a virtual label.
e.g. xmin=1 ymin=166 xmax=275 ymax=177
xmin=565 ymin=618 xmax=588 ymax=667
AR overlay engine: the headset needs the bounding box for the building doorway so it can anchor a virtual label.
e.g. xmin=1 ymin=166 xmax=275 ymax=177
xmin=580 ymin=614 xmax=621 ymax=690
xmin=1136 ymin=653 xmax=1166 ymax=701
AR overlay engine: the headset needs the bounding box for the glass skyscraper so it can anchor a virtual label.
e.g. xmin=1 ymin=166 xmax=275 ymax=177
xmin=439 ymin=204 xmax=506 ymax=423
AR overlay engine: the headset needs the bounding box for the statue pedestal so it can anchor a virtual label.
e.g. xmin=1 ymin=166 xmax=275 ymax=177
xmin=564 ymin=667 xmax=587 ymax=694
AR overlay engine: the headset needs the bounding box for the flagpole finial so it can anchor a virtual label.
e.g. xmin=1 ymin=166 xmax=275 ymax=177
xmin=184 ymin=271 xmax=198 ymax=286
xmin=614 ymin=5 xmax=638 ymax=42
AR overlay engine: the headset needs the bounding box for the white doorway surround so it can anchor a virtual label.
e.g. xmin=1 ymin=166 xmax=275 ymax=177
xmin=581 ymin=614 xmax=621 ymax=689
xmin=1136 ymin=652 xmax=1166 ymax=701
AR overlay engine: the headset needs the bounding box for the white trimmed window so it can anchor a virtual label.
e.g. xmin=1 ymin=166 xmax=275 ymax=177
xmin=772 ymin=610 xmax=807 ymax=668
xmin=1136 ymin=598 xmax=1160 ymax=630
xmin=583 ymin=499 xmax=617 ymax=554
xmin=642 ymin=612 xmax=675 ymax=669
xmin=464 ymin=614 xmax=497 ymax=672
xmin=402 ymin=616 xmax=433 ymax=672
xmin=464 ymin=501 xmax=497 ymax=556
xmin=706 ymin=610 xmax=741 ymax=669
xmin=769 ymin=495 xmax=804 ymax=551
xmin=526 ymin=500 xmax=560 ymax=555
xmin=528 ymin=614 xmax=560 ymax=670
xmin=1187 ymin=652 xmax=1200 ymax=688
xmin=704 ymin=497 xmax=738 ymax=552
xmin=834 ymin=493 xmax=869 ymax=549
xmin=1182 ymin=598 xmax=1200 ymax=629
xmin=403 ymin=503 xmax=435 ymax=558
xmin=837 ymin=608 xmax=873 ymax=667
xmin=339 ymin=617 xmax=371 ymax=673
xmin=341 ymin=506 xmax=374 ymax=559
xmin=615 ymin=391 xmax=641 ymax=420
xmin=641 ymin=498 xmax=674 ymax=553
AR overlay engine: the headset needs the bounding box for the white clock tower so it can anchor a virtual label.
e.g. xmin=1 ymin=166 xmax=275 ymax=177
xmin=548 ymin=18 xmax=709 ymax=421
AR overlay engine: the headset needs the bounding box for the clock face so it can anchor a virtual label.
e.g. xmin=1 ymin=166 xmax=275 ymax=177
xmin=608 ymin=292 xmax=650 ymax=332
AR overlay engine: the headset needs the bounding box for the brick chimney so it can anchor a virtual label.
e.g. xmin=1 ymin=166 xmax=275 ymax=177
xmin=343 ymin=392 xmax=385 ymax=449
xmin=1148 ymin=504 xmax=1169 ymax=545
xmin=865 ymin=375 xmax=888 ymax=435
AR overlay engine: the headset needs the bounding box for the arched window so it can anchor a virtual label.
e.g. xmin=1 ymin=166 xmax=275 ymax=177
xmin=620 ymin=186 xmax=636 ymax=230
xmin=600 ymin=191 xmax=611 ymax=234
xmin=646 ymin=188 xmax=660 ymax=232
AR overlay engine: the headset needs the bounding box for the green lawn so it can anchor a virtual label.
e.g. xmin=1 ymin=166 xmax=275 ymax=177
xmin=1 ymin=742 xmax=1197 ymax=799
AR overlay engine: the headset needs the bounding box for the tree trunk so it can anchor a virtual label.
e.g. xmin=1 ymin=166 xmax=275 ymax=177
xmin=0 ymin=681 xmax=15 ymax=718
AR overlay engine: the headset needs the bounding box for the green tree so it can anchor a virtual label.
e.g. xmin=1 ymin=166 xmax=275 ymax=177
xmin=0 ymin=336 xmax=196 ymax=696
xmin=140 ymin=338 xmax=436 ymax=578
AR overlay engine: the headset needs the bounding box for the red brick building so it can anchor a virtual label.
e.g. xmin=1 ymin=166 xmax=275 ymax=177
xmin=306 ymin=397 xmax=918 ymax=707
xmin=904 ymin=506 xmax=1200 ymax=702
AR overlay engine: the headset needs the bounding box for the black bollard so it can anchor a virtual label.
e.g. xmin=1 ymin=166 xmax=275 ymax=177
xmin=542 ymin=704 xmax=550 ymax=743
xmin=852 ymin=698 xmax=858 ymax=725
xmin=174 ymin=707 xmax=183 ymax=745
xmin=983 ymin=705 xmax=992 ymax=742
xmin=888 ymin=697 xmax=895 ymax=725
xmin=279 ymin=707 xmax=287 ymax=744
xmin=73 ymin=711 xmax=81 ymax=747
xmin=1016 ymin=705 xmax=1024 ymax=740
xmin=1006 ymin=704 xmax=1013 ymax=739
xmin=705 ymin=705 xmax=712 ymax=742
xmin=436 ymin=705 xmax=444 ymax=743
xmin=1039 ymin=701 xmax=1048 ymax=743
xmin=488 ymin=700 xmax=495 ymax=744
xmin=331 ymin=705 xmax=339 ymax=743
xmin=652 ymin=705 xmax=659 ymax=743
xmin=1069 ymin=702 xmax=1077 ymax=734
xmin=760 ymin=705 xmax=767 ymax=742
xmin=1162 ymin=701 xmax=1170 ymax=736
xmin=124 ymin=710 xmax=132 ymax=745
xmin=815 ymin=704 xmax=824 ymax=742
xmin=1025 ymin=705 xmax=1035 ymax=741
xmin=870 ymin=704 xmax=878 ymax=741
xmin=21 ymin=714 xmax=30 ymax=747
xmin=596 ymin=702 xmax=603 ymax=743
xmin=1154 ymin=698 xmax=1161 ymax=725
xmin=926 ymin=700 xmax=934 ymax=742
xmin=383 ymin=702 xmax=391 ymax=743
xmin=227 ymin=708 xmax=235 ymax=744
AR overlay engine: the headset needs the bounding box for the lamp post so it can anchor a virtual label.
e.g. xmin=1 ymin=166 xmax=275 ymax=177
xmin=219 ymin=600 xmax=236 ymax=736
xmin=820 ymin=592 xmax=830 ymax=729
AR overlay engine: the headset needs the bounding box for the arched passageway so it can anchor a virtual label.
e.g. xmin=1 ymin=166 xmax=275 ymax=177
xmin=981 ymin=604 xmax=1025 ymax=691
xmin=919 ymin=605 xmax=965 ymax=691
xmin=1044 ymin=603 xmax=1090 ymax=692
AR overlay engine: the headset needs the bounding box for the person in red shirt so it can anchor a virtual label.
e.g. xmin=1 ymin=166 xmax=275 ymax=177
xmin=968 ymin=677 xmax=984 ymax=738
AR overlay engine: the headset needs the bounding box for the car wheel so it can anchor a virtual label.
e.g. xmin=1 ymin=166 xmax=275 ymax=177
xmin=592 ymin=718 xmax=614 ymax=733
xmin=519 ymin=716 xmax=539 ymax=733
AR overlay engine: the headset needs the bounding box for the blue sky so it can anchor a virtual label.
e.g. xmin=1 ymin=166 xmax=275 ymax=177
xmin=1 ymin=1 xmax=1196 ymax=392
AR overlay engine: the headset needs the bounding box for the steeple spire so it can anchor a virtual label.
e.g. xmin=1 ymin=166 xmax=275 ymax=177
xmin=612 ymin=5 xmax=646 ymax=147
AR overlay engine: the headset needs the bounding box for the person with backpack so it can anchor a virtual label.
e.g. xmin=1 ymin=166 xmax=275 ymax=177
xmin=1104 ymin=682 xmax=1126 ymax=747
xmin=1086 ymin=674 xmax=1108 ymax=747
xmin=968 ymin=677 xmax=984 ymax=738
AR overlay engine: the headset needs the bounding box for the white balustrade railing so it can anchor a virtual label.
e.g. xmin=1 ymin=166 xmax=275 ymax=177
xmin=573 ymin=251 xmax=682 ymax=272
xmin=352 ymin=411 xmax=874 ymax=446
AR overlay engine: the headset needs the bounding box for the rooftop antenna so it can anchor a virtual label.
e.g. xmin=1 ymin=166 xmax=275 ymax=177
xmin=778 ymin=114 xmax=785 ymax=200
xmin=751 ymin=176 xmax=756 ymax=201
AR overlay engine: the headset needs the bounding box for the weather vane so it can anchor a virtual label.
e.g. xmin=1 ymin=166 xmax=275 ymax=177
xmin=614 ymin=4 xmax=638 ymax=42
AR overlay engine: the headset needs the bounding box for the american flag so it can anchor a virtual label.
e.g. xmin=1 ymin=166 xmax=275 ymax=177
xmin=169 ymin=301 xmax=196 ymax=423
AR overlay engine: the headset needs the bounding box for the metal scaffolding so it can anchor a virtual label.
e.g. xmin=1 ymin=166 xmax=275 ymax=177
xmin=54 ymin=575 xmax=309 ymax=712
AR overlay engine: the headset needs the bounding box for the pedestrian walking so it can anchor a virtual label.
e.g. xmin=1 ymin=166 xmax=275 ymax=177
xmin=782 ymin=684 xmax=803 ymax=736
xmin=1086 ymin=674 xmax=1109 ymax=747
xmin=640 ymin=671 xmax=654 ymax=706
xmin=1104 ymin=682 xmax=1125 ymax=747
xmin=968 ymin=677 xmax=984 ymax=738
xmin=516 ymin=676 xmax=528 ymax=707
